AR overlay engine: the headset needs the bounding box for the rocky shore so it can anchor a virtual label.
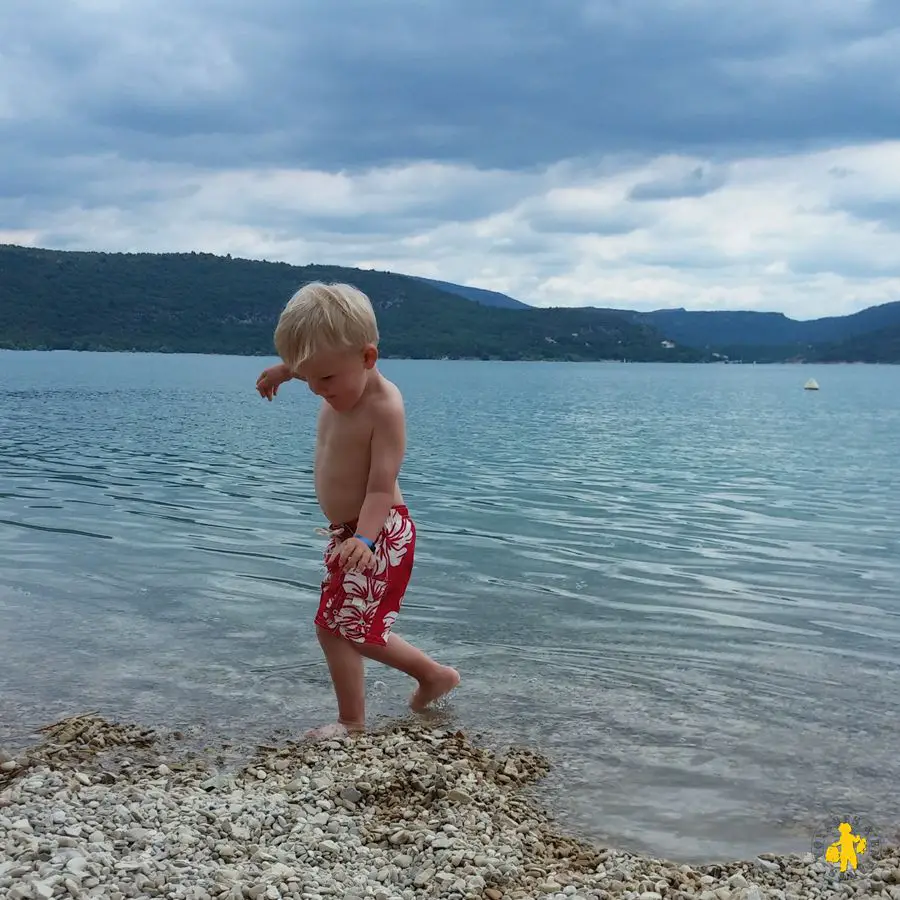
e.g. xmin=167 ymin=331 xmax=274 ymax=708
xmin=1 ymin=714 xmax=897 ymax=900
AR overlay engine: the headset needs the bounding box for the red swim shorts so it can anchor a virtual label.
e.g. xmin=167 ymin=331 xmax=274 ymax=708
xmin=315 ymin=504 xmax=416 ymax=646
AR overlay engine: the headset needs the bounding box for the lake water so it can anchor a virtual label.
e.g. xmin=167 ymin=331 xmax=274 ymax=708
xmin=1 ymin=350 xmax=898 ymax=864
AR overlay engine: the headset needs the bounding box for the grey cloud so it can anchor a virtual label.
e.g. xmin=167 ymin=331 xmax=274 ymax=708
xmin=0 ymin=145 xmax=536 ymax=251
xmin=788 ymin=250 xmax=900 ymax=278
xmin=0 ymin=149 xmax=199 ymax=222
xmin=3 ymin=0 xmax=900 ymax=322
xmin=631 ymin=248 xmax=739 ymax=271
xmin=2 ymin=0 xmax=899 ymax=184
xmin=526 ymin=206 xmax=647 ymax=236
xmin=833 ymin=198 xmax=900 ymax=233
xmin=629 ymin=166 xmax=727 ymax=201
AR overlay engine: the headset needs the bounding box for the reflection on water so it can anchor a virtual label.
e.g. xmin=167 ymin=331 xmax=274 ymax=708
xmin=1 ymin=351 xmax=899 ymax=863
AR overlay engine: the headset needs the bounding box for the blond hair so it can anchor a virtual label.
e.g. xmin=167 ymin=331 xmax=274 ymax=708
xmin=273 ymin=281 xmax=379 ymax=369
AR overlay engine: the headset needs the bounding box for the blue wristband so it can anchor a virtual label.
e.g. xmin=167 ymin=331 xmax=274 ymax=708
xmin=354 ymin=533 xmax=375 ymax=551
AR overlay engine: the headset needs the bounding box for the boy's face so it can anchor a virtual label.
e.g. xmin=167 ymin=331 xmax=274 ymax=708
xmin=294 ymin=345 xmax=377 ymax=411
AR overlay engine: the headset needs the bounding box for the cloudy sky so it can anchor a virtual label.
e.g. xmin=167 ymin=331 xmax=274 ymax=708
xmin=3 ymin=0 xmax=900 ymax=317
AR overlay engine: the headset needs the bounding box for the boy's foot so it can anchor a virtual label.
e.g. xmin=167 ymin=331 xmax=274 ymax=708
xmin=303 ymin=721 xmax=364 ymax=741
xmin=410 ymin=666 xmax=461 ymax=712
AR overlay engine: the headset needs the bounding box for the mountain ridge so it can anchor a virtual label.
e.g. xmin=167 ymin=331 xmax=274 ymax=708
xmin=1 ymin=244 xmax=897 ymax=363
xmin=422 ymin=277 xmax=900 ymax=353
xmin=409 ymin=276 xmax=530 ymax=310
xmin=0 ymin=244 xmax=702 ymax=363
xmin=405 ymin=271 xmax=900 ymax=362
xmin=603 ymin=303 xmax=900 ymax=349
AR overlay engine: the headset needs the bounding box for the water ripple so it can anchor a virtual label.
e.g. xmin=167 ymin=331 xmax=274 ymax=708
xmin=1 ymin=351 xmax=898 ymax=863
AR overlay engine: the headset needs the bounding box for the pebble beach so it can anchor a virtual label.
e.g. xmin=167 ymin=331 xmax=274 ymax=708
xmin=1 ymin=714 xmax=897 ymax=900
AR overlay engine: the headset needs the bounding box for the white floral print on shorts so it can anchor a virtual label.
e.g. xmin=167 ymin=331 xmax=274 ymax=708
xmin=315 ymin=505 xmax=416 ymax=646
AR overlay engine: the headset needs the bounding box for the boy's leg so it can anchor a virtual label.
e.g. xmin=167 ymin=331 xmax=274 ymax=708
xmin=313 ymin=508 xmax=459 ymax=726
xmin=354 ymin=634 xmax=460 ymax=711
xmin=316 ymin=625 xmax=366 ymax=730
xmin=349 ymin=506 xmax=459 ymax=710
xmin=312 ymin=530 xmax=369 ymax=734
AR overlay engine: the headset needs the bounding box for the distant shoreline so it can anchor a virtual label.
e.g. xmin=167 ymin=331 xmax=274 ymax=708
xmin=4 ymin=244 xmax=899 ymax=364
xmin=1 ymin=347 xmax=894 ymax=365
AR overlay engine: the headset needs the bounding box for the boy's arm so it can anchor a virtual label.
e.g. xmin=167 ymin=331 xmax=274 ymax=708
xmin=354 ymin=397 xmax=406 ymax=546
xmin=256 ymin=362 xmax=296 ymax=400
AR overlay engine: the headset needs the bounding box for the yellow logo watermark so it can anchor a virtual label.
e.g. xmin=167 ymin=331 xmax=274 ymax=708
xmin=811 ymin=815 xmax=879 ymax=876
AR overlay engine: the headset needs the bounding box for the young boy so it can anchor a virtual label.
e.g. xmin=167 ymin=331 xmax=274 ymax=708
xmin=255 ymin=281 xmax=460 ymax=738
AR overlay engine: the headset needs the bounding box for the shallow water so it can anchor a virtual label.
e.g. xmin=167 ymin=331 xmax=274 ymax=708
xmin=1 ymin=350 xmax=898 ymax=863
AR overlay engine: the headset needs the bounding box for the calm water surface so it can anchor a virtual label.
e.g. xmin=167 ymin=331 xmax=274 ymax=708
xmin=1 ymin=351 xmax=898 ymax=863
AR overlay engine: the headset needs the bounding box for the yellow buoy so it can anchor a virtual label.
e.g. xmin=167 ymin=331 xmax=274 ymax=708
xmin=804 ymin=378 xmax=819 ymax=391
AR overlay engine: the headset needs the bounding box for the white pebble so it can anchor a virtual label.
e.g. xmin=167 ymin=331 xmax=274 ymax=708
xmin=0 ymin=717 xmax=892 ymax=900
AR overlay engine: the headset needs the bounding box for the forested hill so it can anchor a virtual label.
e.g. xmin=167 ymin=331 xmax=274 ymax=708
xmin=608 ymin=304 xmax=900 ymax=353
xmin=3 ymin=244 xmax=895 ymax=362
xmin=411 ymin=276 xmax=530 ymax=310
xmin=805 ymin=322 xmax=900 ymax=364
xmin=0 ymin=245 xmax=703 ymax=362
xmin=421 ymin=275 xmax=900 ymax=363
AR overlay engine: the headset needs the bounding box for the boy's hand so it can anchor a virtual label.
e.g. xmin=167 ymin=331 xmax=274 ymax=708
xmin=256 ymin=364 xmax=292 ymax=400
xmin=329 ymin=537 xmax=376 ymax=574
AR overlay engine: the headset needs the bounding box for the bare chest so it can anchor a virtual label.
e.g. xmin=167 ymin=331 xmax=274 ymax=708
xmin=314 ymin=406 xmax=373 ymax=476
